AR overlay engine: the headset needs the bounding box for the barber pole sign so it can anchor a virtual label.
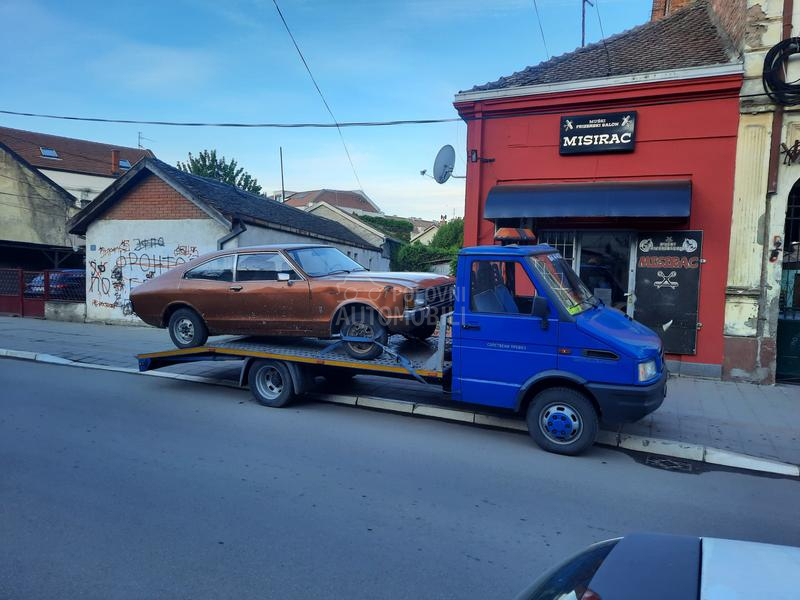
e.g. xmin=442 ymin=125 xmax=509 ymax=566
xmin=559 ymin=111 xmax=637 ymax=155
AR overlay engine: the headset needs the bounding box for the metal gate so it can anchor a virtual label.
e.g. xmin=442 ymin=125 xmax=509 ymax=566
xmin=0 ymin=270 xmax=47 ymax=318
xmin=777 ymin=187 xmax=800 ymax=383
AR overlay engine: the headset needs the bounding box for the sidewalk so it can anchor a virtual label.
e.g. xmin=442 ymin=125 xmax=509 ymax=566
xmin=1 ymin=316 xmax=798 ymax=467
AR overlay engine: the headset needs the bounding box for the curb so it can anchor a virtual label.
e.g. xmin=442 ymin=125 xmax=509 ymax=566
xmin=2 ymin=349 xmax=798 ymax=478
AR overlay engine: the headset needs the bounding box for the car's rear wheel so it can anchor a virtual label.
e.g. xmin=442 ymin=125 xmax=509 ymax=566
xmin=341 ymin=309 xmax=387 ymax=360
xmin=526 ymin=387 xmax=598 ymax=456
xmin=168 ymin=308 xmax=208 ymax=349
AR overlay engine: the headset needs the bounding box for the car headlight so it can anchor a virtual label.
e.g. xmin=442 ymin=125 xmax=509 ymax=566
xmin=414 ymin=289 xmax=427 ymax=307
xmin=638 ymin=360 xmax=657 ymax=382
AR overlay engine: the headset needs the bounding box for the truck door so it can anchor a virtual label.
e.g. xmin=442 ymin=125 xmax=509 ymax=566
xmin=454 ymin=258 xmax=558 ymax=409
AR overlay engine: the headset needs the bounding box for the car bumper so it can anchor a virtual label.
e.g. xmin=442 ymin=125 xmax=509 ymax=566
xmin=586 ymin=369 xmax=667 ymax=424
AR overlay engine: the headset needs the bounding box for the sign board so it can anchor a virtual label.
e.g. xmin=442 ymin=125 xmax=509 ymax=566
xmin=634 ymin=231 xmax=703 ymax=355
xmin=559 ymin=111 xmax=637 ymax=155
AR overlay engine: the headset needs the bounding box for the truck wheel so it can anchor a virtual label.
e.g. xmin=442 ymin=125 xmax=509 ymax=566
xmin=168 ymin=308 xmax=208 ymax=349
xmin=249 ymin=360 xmax=295 ymax=407
xmin=526 ymin=388 xmax=598 ymax=456
xmin=341 ymin=310 xmax=387 ymax=360
xmin=403 ymin=323 xmax=437 ymax=341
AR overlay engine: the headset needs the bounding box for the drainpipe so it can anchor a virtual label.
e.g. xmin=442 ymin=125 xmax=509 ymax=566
xmin=767 ymin=0 xmax=794 ymax=194
xmin=217 ymin=219 xmax=246 ymax=250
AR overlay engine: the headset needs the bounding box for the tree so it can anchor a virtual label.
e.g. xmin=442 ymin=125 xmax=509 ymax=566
xmin=395 ymin=242 xmax=452 ymax=272
xmin=357 ymin=215 xmax=414 ymax=242
xmin=177 ymin=150 xmax=262 ymax=194
xmin=430 ymin=217 xmax=464 ymax=250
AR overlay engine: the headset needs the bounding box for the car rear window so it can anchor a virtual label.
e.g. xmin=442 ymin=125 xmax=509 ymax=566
xmin=184 ymin=256 xmax=234 ymax=282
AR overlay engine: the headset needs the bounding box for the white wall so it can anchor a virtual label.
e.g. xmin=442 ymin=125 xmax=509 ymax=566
xmin=85 ymin=218 xmax=227 ymax=324
xmin=237 ymin=224 xmax=389 ymax=271
xmin=39 ymin=169 xmax=116 ymax=205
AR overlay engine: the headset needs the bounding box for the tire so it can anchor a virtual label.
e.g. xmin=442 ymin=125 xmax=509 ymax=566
xmin=248 ymin=360 xmax=295 ymax=408
xmin=341 ymin=309 xmax=388 ymax=360
xmin=526 ymin=387 xmax=598 ymax=456
xmin=168 ymin=308 xmax=208 ymax=349
xmin=403 ymin=323 xmax=437 ymax=341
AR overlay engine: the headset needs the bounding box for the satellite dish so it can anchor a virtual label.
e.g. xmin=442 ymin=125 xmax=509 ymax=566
xmin=433 ymin=145 xmax=456 ymax=184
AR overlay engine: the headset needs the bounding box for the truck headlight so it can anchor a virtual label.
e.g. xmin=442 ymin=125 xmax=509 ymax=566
xmin=638 ymin=360 xmax=657 ymax=382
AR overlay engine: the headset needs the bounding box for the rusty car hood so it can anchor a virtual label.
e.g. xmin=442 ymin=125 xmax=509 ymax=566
xmin=319 ymin=271 xmax=453 ymax=289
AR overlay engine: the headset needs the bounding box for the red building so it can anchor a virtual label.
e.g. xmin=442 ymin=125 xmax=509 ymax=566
xmin=454 ymin=1 xmax=743 ymax=378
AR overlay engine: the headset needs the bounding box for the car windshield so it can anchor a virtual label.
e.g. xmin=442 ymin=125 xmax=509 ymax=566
xmin=287 ymin=247 xmax=367 ymax=277
xmin=527 ymin=252 xmax=594 ymax=315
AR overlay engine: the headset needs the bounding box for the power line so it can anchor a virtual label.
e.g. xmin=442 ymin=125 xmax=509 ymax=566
xmin=594 ymin=0 xmax=613 ymax=76
xmin=270 ymin=0 xmax=363 ymax=191
xmin=532 ymin=0 xmax=550 ymax=60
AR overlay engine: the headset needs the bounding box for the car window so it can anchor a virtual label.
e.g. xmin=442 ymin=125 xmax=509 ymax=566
xmin=287 ymin=247 xmax=366 ymax=276
xmin=184 ymin=256 xmax=234 ymax=282
xmin=469 ymin=259 xmax=538 ymax=315
xmin=516 ymin=539 xmax=617 ymax=600
xmin=236 ymin=253 xmax=300 ymax=282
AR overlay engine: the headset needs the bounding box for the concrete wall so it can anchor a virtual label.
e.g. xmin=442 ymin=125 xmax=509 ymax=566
xmin=45 ymin=301 xmax=86 ymax=323
xmin=38 ymin=169 xmax=116 ymax=205
xmin=0 ymin=146 xmax=79 ymax=248
xmin=85 ymin=218 xmax=226 ymax=324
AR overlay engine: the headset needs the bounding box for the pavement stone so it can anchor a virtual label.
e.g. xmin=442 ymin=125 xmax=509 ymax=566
xmin=1 ymin=315 xmax=798 ymax=465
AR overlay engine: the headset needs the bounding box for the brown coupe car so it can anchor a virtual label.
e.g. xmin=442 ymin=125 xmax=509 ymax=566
xmin=129 ymin=244 xmax=454 ymax=359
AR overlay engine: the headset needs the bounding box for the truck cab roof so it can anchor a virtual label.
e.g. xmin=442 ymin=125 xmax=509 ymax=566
xmin=458 ymin=244 xmax=554 ymax=257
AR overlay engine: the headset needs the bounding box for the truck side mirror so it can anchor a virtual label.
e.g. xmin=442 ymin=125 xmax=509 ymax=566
xmin=532 ymin=296 xmax=549 ymax=330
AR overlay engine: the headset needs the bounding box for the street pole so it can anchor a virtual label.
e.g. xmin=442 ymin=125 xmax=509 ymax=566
xmin=279 ymin=146 xmax=285 ymax=202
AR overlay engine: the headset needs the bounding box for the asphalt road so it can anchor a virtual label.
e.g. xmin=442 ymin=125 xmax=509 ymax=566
xmin=1 ymin=360 xmax=798 ymax=600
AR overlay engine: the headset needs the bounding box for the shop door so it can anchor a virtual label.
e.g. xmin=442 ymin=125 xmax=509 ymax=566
xmin=577 ymin=232 xmax=634 ymax=316
xmin=777 ymin=186 xmax=800 ymax=383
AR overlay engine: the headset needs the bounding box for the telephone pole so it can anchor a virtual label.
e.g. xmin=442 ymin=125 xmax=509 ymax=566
xmin=582 ymin=0 xmax=594 ymax=47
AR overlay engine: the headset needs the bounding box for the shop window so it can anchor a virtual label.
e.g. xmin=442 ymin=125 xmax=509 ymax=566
xmin=538 ymin=230 xmax=576 ymax=265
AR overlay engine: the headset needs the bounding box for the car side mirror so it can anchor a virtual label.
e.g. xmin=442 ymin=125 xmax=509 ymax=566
xmin=277 ymin=272 xmax=291 ymax=282
xmin=532 ymin=296 xmax=550 ymax=330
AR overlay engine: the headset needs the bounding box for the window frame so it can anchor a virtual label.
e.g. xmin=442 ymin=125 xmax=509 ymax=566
xmin=182 ymin=254 xmax=235 ymax=282
xmin=468 ymin=258 xmax=540 ymax=316
xmin=39 ymin=146 xmax=60 ymax=159
xmin=233 ymin=251 xmax=304 ymax=283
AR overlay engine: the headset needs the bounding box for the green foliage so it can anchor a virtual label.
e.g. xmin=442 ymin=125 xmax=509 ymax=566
xmin=395 ymin=242 xmax=453 ymax=272
xmin=430 ymin=217 xmax=464 ymax=250
xmin=177 ymin=150 xmax=263 ymax=194
xmin=358 ymin=215 xmax=414 ymax=242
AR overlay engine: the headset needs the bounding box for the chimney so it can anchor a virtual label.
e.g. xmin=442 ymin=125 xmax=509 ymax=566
xmin=651 ymin=0 xmax=745 ymax=51
xmin=111 ymin=149 xmax=120 ymax=176
xmin=650 ymin=0 xmax=695 ymax=21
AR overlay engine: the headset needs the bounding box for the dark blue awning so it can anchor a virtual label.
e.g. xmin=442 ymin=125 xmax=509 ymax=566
xmin=484 ymin=180 xmax=691 ymax=219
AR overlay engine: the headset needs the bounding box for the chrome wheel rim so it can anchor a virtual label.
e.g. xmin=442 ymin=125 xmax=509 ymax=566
xmin=539 ymin=402 xmax=582 ymax=445
xmin=255 ymin=366 xmax=284 ymax=400
xmin=347 ymin=322 xmax=375 ymax=354
xmin=175 ymin=318 xmax=195 ymax=345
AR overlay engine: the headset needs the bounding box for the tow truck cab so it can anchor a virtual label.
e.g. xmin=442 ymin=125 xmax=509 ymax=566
xmin=450 ymin=245 xmax=666 ymax=454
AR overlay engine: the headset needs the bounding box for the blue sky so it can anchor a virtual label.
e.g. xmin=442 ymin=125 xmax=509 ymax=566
xmin=0 ymin=0 xmax=648 ymax=219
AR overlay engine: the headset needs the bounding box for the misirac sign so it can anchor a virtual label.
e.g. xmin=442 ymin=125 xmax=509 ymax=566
xmin=559 ymin=111 xmax=637 ymax=155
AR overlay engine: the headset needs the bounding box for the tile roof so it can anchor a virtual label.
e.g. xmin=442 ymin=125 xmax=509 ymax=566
xmin=285 ymin=189 xmax=381 ymax=213
xmin=464 ymin=1 xmax=738 ymax=93
xmin=0 ymin=126 xmax=153 ymax=177
xmin=70 ymin=158 xmax=380 ymax=250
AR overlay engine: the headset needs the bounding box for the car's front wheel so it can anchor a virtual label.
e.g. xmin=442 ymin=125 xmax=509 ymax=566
xmin=167 ymin=308 xmax=209 ymax=349
xmin=341 ymin=309 xmax=388 ymax=360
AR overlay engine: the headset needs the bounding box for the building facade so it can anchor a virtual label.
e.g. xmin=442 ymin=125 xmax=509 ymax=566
xmin=454 ymin=0 xmax=744 ymax=379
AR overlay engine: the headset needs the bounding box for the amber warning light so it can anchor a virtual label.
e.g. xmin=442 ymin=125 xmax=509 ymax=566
xmin=494 ymin=228 xmax=537 ymax=244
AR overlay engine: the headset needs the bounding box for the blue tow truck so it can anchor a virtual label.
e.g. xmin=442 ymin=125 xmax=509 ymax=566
xmin=138 ymin=244 xmax=667 ymax=455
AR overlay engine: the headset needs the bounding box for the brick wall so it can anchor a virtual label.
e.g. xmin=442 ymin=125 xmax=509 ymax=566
xmin=99 ymin=173 xmax=208 ymax=221
xmin=651 ymin=0 xmax=745 ymax=51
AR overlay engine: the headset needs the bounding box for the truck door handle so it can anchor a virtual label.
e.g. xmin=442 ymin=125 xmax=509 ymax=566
xmin=229 ymin=285 xmax=243 ymax=292
xmin=462 ymin=322 xmax=480 ymax=330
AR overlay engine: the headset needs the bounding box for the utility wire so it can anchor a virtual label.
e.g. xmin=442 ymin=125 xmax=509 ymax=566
xmin=594 ymin=0 xmax=613 ymax=76
xmin=270 ymin=0 xmax=363 ymax=191
xmin=532 ymin=0 xmax=550 ymax=60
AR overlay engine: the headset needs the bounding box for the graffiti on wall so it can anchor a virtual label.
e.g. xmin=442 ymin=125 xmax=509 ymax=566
xmin=88 ymin=238 xmax=199 ymax=318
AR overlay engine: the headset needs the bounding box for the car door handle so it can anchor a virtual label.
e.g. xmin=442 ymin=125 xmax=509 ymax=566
xmin=229 ymin=285 xmax=243 ymax=292
xmin=462 ymin=322 xmax=480 ymax=330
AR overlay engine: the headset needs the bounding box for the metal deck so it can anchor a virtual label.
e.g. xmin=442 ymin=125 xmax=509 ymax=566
xmin=137 ymin=334 xmax=448 ymax=380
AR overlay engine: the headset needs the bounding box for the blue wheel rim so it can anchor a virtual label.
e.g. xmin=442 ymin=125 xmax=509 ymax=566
xmin=539 ymin=402 xmax=582 ymax=445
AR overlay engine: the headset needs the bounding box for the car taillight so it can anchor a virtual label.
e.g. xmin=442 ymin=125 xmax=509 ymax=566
xmin=580 ymin=590 xmax=601 ymax=600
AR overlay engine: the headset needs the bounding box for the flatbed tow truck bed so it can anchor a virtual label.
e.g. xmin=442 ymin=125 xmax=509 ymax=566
xmin=137 ymin=333 xmax=449 ymax=384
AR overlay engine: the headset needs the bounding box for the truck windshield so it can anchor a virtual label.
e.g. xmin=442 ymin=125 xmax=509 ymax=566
xmin=287 ymin=247 xmax=367 ymax=277
xmin=527 ymin=252 xmax=594 ymax=315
